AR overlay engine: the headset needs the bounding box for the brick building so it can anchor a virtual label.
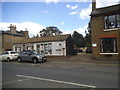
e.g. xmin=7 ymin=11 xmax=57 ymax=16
xmin=90 ymin=1 xmax=120 ymax=60
xmin=0 ymin=24 xmax=29 ymax=53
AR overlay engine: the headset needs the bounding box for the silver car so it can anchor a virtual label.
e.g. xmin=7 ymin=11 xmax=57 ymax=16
xmin=17 ymin=50 xmax=47 ymax=63
xmin=0 ymin=51 xmax=18 ymax=62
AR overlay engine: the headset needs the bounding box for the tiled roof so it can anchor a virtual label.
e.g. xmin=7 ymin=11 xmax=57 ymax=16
xmin=1 ymin=31 xmax=23 ymax=37
xmin=90 ymin=4 xmax=120 ymax=16
xmin=14 ymin=34 xmax=71 ymax=44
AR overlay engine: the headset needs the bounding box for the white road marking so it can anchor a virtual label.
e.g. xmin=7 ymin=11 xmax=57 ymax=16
xmin=15 ymin=63 xmax=21 ymax=64
xmin=0 ymin=78 xmax=30 ymax=86
xmin=17 ymin=74 xmax=96 ymax=88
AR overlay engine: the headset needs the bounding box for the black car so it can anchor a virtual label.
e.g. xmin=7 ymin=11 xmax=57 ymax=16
xmin=17 ymin=50 xmax=47 ymax=63
xmin=86 ymin=47 xmax=92 ymax=53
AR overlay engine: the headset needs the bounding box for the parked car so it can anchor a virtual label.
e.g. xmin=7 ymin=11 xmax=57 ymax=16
xmin=86 ymin=47 xmax=92 ymax=53
xmin=77 ymin=48 xmax=83 ymax=53
xmin=17 ymin=50 xmax=47 ymax=63
xmin=0 ymin=51 xmax=18 ymax=62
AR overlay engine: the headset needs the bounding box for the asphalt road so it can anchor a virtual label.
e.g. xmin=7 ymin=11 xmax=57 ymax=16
xmin=1 ymin=60 xmax=119 ymax=89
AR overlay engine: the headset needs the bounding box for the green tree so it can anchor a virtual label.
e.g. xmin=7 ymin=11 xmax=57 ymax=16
xmin=72 ymin=31 xmax=85 ymax=48
xmin=85 ymin=21 xmax=91 ymax=47
xmin=39 ymin=26 xmax=63 ymax=37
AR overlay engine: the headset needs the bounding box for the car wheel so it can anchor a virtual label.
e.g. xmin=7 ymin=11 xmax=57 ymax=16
xmin=7 ymin=57 xmax=11 ymax=62
xmin=33 ymin=58 xmax=37 ymax=63
xmin=18 ymin=57 xmax=22 ymax=62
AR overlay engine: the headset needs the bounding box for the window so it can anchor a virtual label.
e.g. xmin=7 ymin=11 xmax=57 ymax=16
xmin=104 ymin=14 xmax=120 ymax=29
xmin=40 ymin=43 xmax=52 ymax=54
xmin=100 ymin=38 xmax=117 ymax=53
xmin=48 ymin=43 xmax=52 ymax=54
xmin=44 ymin=44 xmax=48 ymax=54
xmin=10 ymin=51 xmax=18 ymax=54
xmin=3 ymin=52 xmax=9 ymax=55
xmin=40 ymin=44 xmax=44 ymax=49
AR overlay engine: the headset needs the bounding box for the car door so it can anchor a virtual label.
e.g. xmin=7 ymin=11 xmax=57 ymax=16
xmin=25 ymin=51 xmax=32 ymax=61
xmin=19 ymin=51 xmax=27 ymax=61
xmin=2 ymin=52 xmax=9 ymax=60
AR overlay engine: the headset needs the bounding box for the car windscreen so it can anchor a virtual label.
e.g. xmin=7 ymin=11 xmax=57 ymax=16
xmin=10 ymin=52 xmax=18 ymax=54
xmin=33 ymin=51 xmax=39 ymax=54
xmin=2 ymin=52 xmax=9 ymax=54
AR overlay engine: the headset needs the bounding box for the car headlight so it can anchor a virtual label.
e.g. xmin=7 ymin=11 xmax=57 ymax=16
xmin=37 ymin=56 xmax=40 ymax=58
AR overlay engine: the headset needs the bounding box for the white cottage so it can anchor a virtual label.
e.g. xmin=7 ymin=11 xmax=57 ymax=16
xmin=13 ymin=34 xmax=74 ymax=56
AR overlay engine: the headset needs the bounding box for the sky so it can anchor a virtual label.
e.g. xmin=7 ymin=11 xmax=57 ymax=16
xmin=0 ymin=0 xmax=119 ymax=37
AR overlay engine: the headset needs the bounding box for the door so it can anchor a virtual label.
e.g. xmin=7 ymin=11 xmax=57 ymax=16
xmin=2 ymin=52 xmax=9 ymax=60
xmin=24 ymin=51 xmax=32 ymax=61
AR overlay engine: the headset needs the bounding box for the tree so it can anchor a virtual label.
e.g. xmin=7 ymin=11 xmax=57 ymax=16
xmin=32 ymin=34 xmax=39 ymax=38
xmin=39 ymin=26 xmax=63 ymax=37
xmin=72 ymin=31 xmax=85 ymax=48
xmin=85 ymin=21 xmax=91 ymax=47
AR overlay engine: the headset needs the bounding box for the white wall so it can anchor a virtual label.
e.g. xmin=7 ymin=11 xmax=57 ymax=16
xmin=13 ymin=40 xmax=66 ymax=56
xmin=52 ymin=41 xmax=66 ymax=56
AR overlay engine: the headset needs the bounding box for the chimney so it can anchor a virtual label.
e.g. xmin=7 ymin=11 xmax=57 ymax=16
xmin=92 ymin=0 xmax=96 ymax=11
xmin=23 ymin=29 xmax=29 ymax=38
xmin=8 ymin=24 xmax=17 ymax=34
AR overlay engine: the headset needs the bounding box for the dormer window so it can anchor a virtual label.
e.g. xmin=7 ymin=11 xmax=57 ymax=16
xmin=104 ymin=14 xmax=120 ymax=29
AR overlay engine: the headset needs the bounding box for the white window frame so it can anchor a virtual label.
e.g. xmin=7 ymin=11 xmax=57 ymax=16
xmin=104 ymin=14 xmax=120 ymax=30
xmin=100 ymin=38 xmax=117 ymax=54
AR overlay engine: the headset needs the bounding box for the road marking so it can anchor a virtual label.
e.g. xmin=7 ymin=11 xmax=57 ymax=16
xmin=17 ymin=74 xmax=96 ymax=88
xmin=15 ymin=63 xmax=21 ymax=64
xmin=0 ymin=78 xmax=30 ymax=86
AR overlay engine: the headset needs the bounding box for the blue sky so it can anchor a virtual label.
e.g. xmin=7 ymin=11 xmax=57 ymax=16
xmin=0 ymin=0 xmax=119 ymax=37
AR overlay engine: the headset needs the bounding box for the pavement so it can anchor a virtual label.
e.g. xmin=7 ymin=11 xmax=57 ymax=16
xmin=48 ymin=53 xmax=119 ymax=65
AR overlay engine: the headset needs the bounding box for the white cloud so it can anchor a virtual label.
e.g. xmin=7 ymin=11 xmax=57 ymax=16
xmin=71 ymin=5 xmax=78 ymax=9
xmin=96 ymin=0 xmax=119 ymax=8
xmin=66 ymin=4 xmax=78 ymax=10
xmin=45 ymin=0 xmax=60 ymax=4
xmin=69 ymin=11 xmax=78 ymax=15
xmin=66 ymin=4 xmax=70 ymax=8
xmin=79 ymin=0 xmax=119 ymax=20
xmin=62 ymin=24 xmax=88 ymax=36
xmin=79 ymin=4 xmax=92 ymax=20
xmin=0 ymin=22 xmax=45 ymax=38
xmin=61 ymin=22 xmax=64 ymax=25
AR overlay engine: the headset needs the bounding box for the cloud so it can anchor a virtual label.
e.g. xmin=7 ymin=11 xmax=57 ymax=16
xmin=61 ymin=22 xmax=64 ymax=25
xmin=69 ymin=11 xmax=78 ymax=15
xmin=45 ymin=0 xmax=60 ymax=4
xmin=71 ymin=5 xmax=78 ymax=9
xmin=62 ymin=24 xmax=88 ymax=36
xmin=79 ymin=0 xmax=119 ymax=20
xmin=0 ymin=22 xmax=45 ymax=38
xmin=66 ymin=4 xmax=78 ymax=10
xmin=79 ymin=4 xmax=92 ymax=20
xmin=96 ymin=0 xmax=119 ymax=8
xmin=66 ymin=4 xmax=70 ymax=8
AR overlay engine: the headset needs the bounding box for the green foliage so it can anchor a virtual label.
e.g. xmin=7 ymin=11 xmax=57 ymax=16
xmin=72 ymin=31 xmax=85 ymax=47
xmin=72 ymin=27 xmax=91 ymax=48
xmin=39 ymin=26 xmax=63 ymax=37
xmin=85 ymin=21 xmax=91 ymax=47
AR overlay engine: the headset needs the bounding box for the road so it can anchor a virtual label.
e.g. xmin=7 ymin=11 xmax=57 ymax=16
xmin=1 ymin=60 xmax=119 ymax=89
